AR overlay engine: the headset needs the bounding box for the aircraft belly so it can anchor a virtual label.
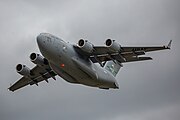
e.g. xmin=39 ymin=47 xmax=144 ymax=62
xmin=50 ymin=58 xmax=100 ymax=87
xmin=49 ymin=63 xmax=79 ymax=84
xmin=71 ymin=57 xmax=101 ymax=86
xmin=95 ymin=66 xmax=118 ymax=88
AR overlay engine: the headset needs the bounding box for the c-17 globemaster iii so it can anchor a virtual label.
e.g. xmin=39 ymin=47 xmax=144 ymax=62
xmin=8 ymin=33 xmax=172 ymax=92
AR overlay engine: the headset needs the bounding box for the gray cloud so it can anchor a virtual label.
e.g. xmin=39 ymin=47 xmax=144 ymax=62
xmin=0 ymin=0 xmax=180 ymax=120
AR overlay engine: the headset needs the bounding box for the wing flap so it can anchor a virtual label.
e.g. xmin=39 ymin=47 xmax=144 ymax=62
xmin=121 ymin=46 xmax=168 ymax=53
xmin=90 ymin=53 xmax=152 ymax=63
xmin=123 ymin=56 xmax=152 ymax=63
xmin=29 ymin=70 xmax=56 ymax=85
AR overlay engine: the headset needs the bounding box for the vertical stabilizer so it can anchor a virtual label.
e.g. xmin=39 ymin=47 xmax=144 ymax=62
xmin=105 ymin=60 xmax=122 ymax=77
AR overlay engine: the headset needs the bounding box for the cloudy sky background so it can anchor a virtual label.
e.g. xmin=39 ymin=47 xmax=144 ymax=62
xmin=0 ymin=0 xmax=180 ymax=120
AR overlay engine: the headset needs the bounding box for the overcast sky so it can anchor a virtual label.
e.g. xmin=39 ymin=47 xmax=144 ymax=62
xmin=0 ymin=0 xmax=180 ymax=120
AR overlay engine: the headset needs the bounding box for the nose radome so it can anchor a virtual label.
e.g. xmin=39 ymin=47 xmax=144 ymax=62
xmin=36 ymin=33 xmax=47 ymax=54
xmin=36 ymin=33 xmax=50 ymax=58
xmin=37 ymin=33 xmax=43 ymax=45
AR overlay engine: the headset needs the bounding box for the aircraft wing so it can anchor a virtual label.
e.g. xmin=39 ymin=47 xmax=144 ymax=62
xmin=78 ymin=40 xmax=172 ymax=64
xmin=9 ymin=65 xmax=57 ymax=92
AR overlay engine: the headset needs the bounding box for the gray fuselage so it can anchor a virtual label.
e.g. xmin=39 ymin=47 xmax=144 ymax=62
xmin=37 ymin=33 xmax=119 ymax=89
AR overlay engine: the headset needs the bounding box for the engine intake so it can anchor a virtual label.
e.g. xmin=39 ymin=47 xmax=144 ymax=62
xmin=77 ymin=39 xmax=94 ymax=53
xmin=105 ymin=39 xmax=121 ymax=52
xmin=16 ymin=64 xmax=31 ymax=76
xmin=30 ymin=53 xmax=48 ymax=66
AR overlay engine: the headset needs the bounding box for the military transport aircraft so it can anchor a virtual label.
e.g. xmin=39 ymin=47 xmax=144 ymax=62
xmin=8 ymin=33 xmax=172 ymax=91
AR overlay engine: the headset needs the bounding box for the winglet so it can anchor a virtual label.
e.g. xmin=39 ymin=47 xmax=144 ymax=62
xmin=167 ymin=40 xmax=172 ymax=49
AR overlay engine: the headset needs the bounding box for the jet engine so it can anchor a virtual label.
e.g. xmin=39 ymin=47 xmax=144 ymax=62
xmin=105 ymin=39 xmax=121 ymax=52
xmin=16 ymin=64 xmax=31 ymax=76
xmin=77 ymin=39 xmax=94 ymax=53
xmin=30 ymin=53 xmax=48 ymax=66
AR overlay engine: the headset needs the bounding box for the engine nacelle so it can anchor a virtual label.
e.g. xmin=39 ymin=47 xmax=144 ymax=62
xmin=105 ymin=39 xmax=121 ymax=52
xmin=77 ymin=39 xmax=94 ymax=53
xmin=16 ymin=64 xmax=31 ymax=76
xmin=30 ymin=53 xmax=48 ymax=66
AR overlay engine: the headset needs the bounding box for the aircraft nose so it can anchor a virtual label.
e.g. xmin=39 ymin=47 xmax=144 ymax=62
xmin=37 ymin=33 xmax=44 ymax=46
xmin=36 ymin=33 xmax=47 ymax=55
xmin=36 ymin=33 xmax=54 ymax=59
xmin=37 ymin=33 xmax=48 ymax=50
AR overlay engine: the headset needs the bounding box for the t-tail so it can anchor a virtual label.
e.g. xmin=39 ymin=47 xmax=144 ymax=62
xmin=105 ymin=60 xmax=122 ymax=77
